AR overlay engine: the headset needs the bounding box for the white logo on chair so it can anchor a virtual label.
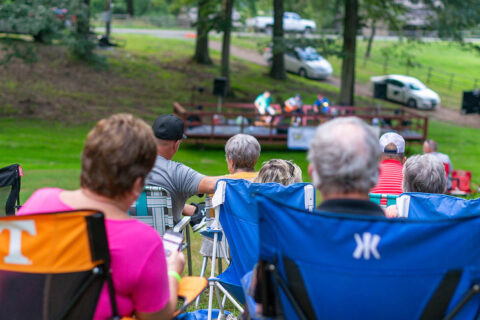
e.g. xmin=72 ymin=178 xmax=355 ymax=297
xmin=353 ymin=232 xmax=381 ymax=260
xmin=0 ymin=220 xmax=36 ymax=265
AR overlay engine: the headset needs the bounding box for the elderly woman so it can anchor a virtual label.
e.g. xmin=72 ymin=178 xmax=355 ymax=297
xmin=403 ymin=154 xmax=447 ymax=194
xmin=386 ymin=154 xmax=447 ymax=218
xmin=17 ymin=114 xmax=184 ymax=320
xmin=253 ymin=159 xmax=303 ymax=186
xmin=225 ymin=133 xmax=261 ymax=180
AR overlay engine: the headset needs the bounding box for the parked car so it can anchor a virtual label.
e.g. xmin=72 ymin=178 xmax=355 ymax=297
xmin=371 ymin=75 xmax=440 ymax=110
xmin=246 ymin=12 xmax=316 ymax=34
xmin=264 ymin=46 xmax=333 ymax=80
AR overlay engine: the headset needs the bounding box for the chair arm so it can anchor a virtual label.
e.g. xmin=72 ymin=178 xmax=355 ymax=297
xmin=173 ymin=277 xmax=208 ymax=317
xmin=174 ymin=216 xmax=191 ymax=233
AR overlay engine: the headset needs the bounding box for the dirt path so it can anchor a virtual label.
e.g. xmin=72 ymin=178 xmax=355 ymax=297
xmin=210 ymin=40 xmax=480 ymax=129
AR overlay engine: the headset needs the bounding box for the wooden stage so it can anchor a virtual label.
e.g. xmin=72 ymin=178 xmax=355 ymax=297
xmin=173 ymin=102 xmax=428 ymax=147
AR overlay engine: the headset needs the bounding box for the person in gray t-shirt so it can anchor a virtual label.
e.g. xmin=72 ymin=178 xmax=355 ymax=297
xmin=146 ymin=114 xmax=220 ymax=223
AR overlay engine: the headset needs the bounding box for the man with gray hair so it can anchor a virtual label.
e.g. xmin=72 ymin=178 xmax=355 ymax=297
xmin=423 ymin=139 xmax=452 ymax=189
xmin=308 ymin=117 xmax=385 ymax=216
xmin=370 ymin=132 xmax=406 ymax=195
xmin=224 ymin=133 xmax=261 ymax=180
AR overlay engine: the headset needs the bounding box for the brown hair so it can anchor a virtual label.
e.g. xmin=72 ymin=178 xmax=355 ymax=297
xmin=81 ymin=114 xmax=157 ymax=199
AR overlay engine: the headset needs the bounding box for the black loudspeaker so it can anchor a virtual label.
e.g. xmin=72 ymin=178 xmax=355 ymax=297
xmin=213 ymin=77 xmax=227 ymax=96
xmin=462 ymin=90 xmax=480 ymax=114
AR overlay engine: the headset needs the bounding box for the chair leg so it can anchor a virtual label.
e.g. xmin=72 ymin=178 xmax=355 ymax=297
xmin=195 ymin=256 xmax=208 ymax=308
xmin=207 ymin=233 xmax=219 ymax=320
xmin=215 ymin=284 xmax=226 ymax=320
xmin=186 ymin=225 xmax=192 ymax=276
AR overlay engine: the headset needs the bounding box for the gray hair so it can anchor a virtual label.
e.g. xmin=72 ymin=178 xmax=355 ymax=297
xmin=402 ymin=154 xmax=447 ymax=193
xmin=253 ymin=159 xmax=302 ymax=186
xmin=225 ymin=134 xmax=261 ymax=171
xmin=308 ymin=117 xmax=380 ymax=196
xmin=425 ymin=139 xmax=438 ymax=152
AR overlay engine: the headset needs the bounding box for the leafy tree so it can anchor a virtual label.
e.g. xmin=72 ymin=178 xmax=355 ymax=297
xmin=362 ymin=0 xmax=405 ymax=59
xmin=221 ymin=0 xmax=234 ymax=94
xmin=269 ymin=0 xmax=286 ymax=79
xmin=193 ymin=0 xmax=217 ymax=65
xmin=339 ymin=0 xmax=358 ymax=106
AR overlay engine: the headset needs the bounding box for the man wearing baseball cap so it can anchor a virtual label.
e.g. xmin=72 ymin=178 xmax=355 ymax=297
xmin=146 ymin=114 xmax=221 ymax=229
xmin=370 ymin=132 xmax=406 ymax=195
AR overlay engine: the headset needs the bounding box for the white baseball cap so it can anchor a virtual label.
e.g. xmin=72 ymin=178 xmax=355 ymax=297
xmin=379 ymin=132 xmax=405 ymax=154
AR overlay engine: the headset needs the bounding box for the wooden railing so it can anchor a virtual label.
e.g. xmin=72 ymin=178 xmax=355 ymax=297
xmin=173 ymin=102 xmax=428 ymax=145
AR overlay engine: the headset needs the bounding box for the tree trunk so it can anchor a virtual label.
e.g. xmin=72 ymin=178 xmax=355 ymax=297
xmin=364 ymin=20 xmax=376 ymax=59
xmin=270 ymin=0 xmax=286 ymax=80
xmin=221 ymin=0 xmax=234 ymax=95
xmin=77 ymin=0 xmax=91 ymax=35
xmin=126 ymin=0 xmax=134 ymax=16
xmin=339 ymin=0 xmax=358 ymax=106
xmin=194 ymin=0 xmax=212 ymax=65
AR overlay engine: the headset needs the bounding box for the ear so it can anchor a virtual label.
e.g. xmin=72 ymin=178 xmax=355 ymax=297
xmin=174 ymin=140 xmax=181 ymax=152
xmin=402 ymin=156 xmax=407 ymax=164
xmin=132 ymin=177 xmax=144 ymax=199
xmin=226 ymin=157 xmax=234 ymax=173
xmin=308 ymin=164 xmax=318 ymax=187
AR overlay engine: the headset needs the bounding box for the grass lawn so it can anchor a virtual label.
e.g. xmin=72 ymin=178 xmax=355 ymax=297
xmin=1 ymin=33 xmax=480 ymax=313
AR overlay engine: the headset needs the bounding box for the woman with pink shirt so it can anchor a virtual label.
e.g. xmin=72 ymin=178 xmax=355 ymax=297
xmin=18 ymin=114 xmax=185 ymax=320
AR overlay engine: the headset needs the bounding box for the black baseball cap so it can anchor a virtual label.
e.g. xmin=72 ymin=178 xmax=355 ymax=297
xmin=152 ymin=114 xmax=187 ymax=140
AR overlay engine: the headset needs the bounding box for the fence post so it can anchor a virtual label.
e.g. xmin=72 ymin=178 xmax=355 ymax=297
xmin=449 ymin=73 xmax=454 ymax=90
xmin=383 ymin=56 xmax=388 ymax=74
xmin=426 ymin=67 xmax=432 ymax=84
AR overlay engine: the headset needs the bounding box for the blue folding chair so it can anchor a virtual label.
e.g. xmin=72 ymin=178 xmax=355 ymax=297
xmin=206 ymin=179 xmax=315 ymax=320
xmin=397 ymin=192 xmax=480 ymax=219
xmin=253 ymin=192 xmax=480 ymax=320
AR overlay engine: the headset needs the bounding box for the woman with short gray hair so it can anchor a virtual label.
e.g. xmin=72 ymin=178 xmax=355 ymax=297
xmin=225 ymin=134 xmax=261 ymax=175
xmin=402 ymin=154 xmax=447 ymax=194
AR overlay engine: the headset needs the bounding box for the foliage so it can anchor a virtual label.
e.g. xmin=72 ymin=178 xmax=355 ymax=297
xmin=0 ymin=0 xmax=104 ymax=66
xmin=425 ymin=0 xmax=480 ymax=41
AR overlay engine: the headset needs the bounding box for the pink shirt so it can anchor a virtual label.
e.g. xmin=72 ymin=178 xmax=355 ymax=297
xmin=17 ymin=188 xmax=170 ymax=319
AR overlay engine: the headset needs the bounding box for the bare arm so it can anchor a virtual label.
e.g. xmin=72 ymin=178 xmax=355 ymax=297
xmin=197 ymin=176 xmax=223 ymax=194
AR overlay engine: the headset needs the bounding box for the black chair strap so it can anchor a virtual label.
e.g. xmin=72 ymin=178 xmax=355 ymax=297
xmin=282 ymin=256 xmax=317 ymax=320
xmin=420 ymin=270 xmax=462 ymax=320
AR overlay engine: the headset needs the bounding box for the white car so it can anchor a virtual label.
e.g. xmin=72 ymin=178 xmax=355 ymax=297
xmin=264 ymin=46 xmax=333 ymax=80
xmin=371 ymin=75 xmax=440 ymax=110
xmin=246 ymin=12 xmax=316 ymax=34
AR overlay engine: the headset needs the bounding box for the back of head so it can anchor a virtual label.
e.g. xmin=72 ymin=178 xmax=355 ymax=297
xmin=81 ymin=114 xmax=157 ymax=200
xmin=225 ymin=134 xmax=261 ymax=172
xmin=402 ymin=154 xmax=447 ymax=194
xmin=423 ymin=139 xmax=437 ymax=153
xmin=253 ymin=159 xmax=302 ymax=186
xmin=308 ymin=117 xmax=380 ymax=196
xmin=379 ymin=132 xmax=405 ymax=162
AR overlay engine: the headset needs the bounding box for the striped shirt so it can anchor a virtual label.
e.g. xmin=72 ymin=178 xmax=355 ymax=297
xmin=371 ymin=159 xmax=404 ymax=195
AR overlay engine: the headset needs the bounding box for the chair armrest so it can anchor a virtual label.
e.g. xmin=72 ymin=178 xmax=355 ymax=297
xmin=173 ymin=277 xmax=208 ymax=317
xmin=174 ymin=216 xmax=191 ymax=233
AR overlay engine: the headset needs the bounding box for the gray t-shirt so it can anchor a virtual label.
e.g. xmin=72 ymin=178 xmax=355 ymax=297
xmin=146 ymin=155 xmax=205 ymax=223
